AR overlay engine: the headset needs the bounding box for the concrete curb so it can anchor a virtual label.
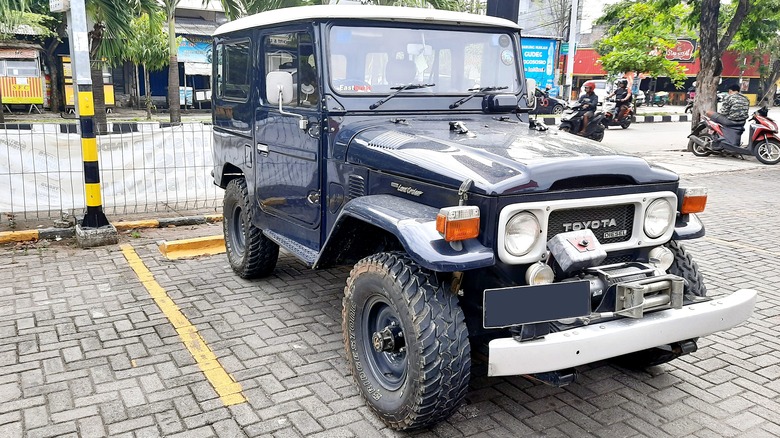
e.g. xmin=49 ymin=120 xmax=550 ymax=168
xmin=0 ymin=214 xmax=223 ymax=245
xmin=539 ymin=114 xmax=691 ymax=126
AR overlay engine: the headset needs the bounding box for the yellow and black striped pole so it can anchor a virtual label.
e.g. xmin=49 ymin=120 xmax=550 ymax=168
xmin=58 ymin=0 xmax=111 ymax=230
xmin=77 ymin=83 xmax=110 ymax=228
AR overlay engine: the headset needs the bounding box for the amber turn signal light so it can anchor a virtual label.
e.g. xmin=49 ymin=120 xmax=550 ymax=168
xmin=436 ymin=206 xmax=480 ymax=242
xmin=681 ymin=187 xmax=707 ymax=214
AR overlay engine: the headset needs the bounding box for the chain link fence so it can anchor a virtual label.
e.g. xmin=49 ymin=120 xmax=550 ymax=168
xmin=0 ymin=122 xmax=222 ymax=226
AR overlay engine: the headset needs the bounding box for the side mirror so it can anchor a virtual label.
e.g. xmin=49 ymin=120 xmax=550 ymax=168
xmin=266 ymin=71 xmax=293 ymax=105
xmin=526 ymin=78 xmax=537 ymax=97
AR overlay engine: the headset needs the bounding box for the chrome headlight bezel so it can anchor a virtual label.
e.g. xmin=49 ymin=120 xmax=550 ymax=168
xmin=504 ymin=211 xmax=541 ymax=256
xmin=643 ymin=198 xmax=675 ymax=238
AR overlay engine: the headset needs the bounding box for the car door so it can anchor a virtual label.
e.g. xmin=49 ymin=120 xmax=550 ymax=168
xmin=254 ymin=30 xmax=322 ymax=248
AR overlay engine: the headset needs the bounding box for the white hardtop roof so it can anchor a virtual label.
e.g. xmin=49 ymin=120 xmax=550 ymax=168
xmin=213 ymin=5 xmax=520 ymax=36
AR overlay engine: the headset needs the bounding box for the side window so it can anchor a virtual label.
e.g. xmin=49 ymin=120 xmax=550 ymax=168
xmin=216 ymin=40 xmax=251 ymax=101
xmin=264 ymin=32 xmax=319 ymax=107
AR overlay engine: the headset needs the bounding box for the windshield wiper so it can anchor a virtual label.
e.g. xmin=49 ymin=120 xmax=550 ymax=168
xmin=369 ymin=83 xmax=435 ymax=110
xmin=449 ymin=86 xmax=509 ymax=109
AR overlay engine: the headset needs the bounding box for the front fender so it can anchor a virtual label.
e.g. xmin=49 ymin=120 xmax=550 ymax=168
xmin=316 ymin=195 xmax=495 ymax=272
xmin=673 ymin=213 xmax=705 ymax=240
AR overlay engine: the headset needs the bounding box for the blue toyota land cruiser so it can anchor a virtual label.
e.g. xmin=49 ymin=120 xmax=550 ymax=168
xmin=211 ymin=5 xmax=755 ymax=430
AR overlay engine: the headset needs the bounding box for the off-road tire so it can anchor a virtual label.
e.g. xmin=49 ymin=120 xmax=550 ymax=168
xmin=223 ymin=178 xmax=279 ymax=278
xmin=342 ymin=252 xmax=471 ymax=430
xmin=754 ymin=139 xmax=780 ymax=165
xmin=612 ymin=240 xmax=706 ymax=369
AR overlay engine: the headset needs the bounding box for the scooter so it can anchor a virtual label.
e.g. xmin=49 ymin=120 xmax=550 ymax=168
xmin=559 ymin=103 xmax=607 ymax=142
xmin=603 ymin=99 xmax=634 ymax=129
xmin=646 ymin=90 xmax=669 ymax=107
xmin=684 ymin=98 xmax=694 ymax=114
xmin=688 ymin=107 xmax=780 ymax=165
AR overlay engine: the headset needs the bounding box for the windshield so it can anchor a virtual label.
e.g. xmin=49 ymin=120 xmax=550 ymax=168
xmin=328 ymin=25 xmax=520 ymax=96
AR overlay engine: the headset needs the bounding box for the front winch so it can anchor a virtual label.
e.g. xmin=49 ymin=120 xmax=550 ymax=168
xmin=615 ymin=274 xmax=684 ymax=318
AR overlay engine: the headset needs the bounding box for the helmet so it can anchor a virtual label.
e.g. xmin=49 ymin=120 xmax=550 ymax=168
xmin=583 ymin=81 xmax=596 ymax=91
xmin=616 ymin=78 xmax=628 ymax=87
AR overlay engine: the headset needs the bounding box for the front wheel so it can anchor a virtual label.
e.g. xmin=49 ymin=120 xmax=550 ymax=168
xmin=559 ymin=124 xmax=571 ymax=133
xmin=590 ymin=130 xmax=605 ymax=142
xmin=223 ymin=178 xmax=279 ymax=278
xmin=343 ymin=252 xmax=471 ymax=430
xmin=552 ymin=104 xmax=564 ymax=115
xmin=754 ymin=139 xmax=780 ymax=164
xmin=656 ymin=101 xmax=665 ymax=107
xmin=620 ymin=119 xmax=631 ymax=129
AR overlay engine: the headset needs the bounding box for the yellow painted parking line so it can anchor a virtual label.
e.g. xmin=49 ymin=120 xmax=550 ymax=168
xmin=120 ymin=244 xmax=246 ymax=406
xmin=158 ymin=235 xmax=225 ymax=260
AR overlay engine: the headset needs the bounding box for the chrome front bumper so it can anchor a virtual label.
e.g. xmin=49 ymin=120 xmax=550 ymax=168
xmin=487 ymin=289 xmax=757 ymax=377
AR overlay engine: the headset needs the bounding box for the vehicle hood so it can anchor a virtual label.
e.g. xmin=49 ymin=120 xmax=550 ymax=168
xmin=340 ymin=117 xmax=677 ymax=195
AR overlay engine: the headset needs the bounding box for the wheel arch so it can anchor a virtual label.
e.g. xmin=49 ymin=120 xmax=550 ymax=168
xmin=216 ymin=162 xmax=244 ymax=189
xmin=315 ymin=195 xmax=495 ymax=271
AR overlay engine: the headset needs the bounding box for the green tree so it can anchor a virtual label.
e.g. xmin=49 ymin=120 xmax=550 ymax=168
xmin=125 ymin=12 xmax=169 ymax=120
xmin=595 ymin=1 xmax=689 ymax=87
xmin=595 ymin=0 xmax=764 ymax=123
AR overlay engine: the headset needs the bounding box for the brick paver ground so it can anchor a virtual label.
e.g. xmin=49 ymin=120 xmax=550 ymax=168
xmin=1 ymin=166 xmax=779 ymax=437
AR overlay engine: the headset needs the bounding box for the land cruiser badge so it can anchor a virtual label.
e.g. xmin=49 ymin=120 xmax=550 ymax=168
xmin=391 ymin=182 xmax=423 ymax=196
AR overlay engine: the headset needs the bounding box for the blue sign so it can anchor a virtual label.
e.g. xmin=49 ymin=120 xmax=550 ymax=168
xmin=178 ymin=36 xmax=212 ymax=64
xmin=522 ymin=38 xmax=557 ymax=96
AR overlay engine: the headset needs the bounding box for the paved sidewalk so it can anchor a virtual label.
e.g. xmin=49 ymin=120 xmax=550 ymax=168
xmin=2 ymin=168 xmax=780 ymax=437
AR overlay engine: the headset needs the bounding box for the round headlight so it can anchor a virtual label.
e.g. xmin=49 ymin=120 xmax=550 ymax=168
xmin=644 ymin=199 xmax=674 ymax=238
xmin=505 ymin=212 xmax=541 ymax=256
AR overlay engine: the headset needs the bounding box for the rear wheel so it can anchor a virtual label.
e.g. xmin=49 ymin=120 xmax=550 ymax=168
xmin=552 ymin=104 xmax=564 ymax=115
xmin=620 ymin=119 xmax=631 ymax=129
xmin=754 ymin=139 xmax=780 ymax=164
xmin=343 ymin=252 xmax=471 ymax=430
xmin=590 ymin=130 xmax=604 ymax=142
xmin=559 ymin=125 xmax=571 ymax=133
xmin=223 ymin=178 xmax=279 ymax=278
xmin=612 ymin=241 xmax=705 ymax=369
xmin=688 ymin=134 xmax=713 ymax=157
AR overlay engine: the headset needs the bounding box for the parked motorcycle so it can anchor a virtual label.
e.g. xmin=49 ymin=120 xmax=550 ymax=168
xmin=558 ymin=103 xmax=606 ymax=142
xmin=684 ymin=98 xmax=694 ymax=114
xmin=603 ymin=99 xmax=634 ymax=129
xmin=773 ymin=93 xmax=780 ymax=107
xmin=646 ymin=90 xmax=670 ymax=107
xmin=688 ymin=107 xmax=780 ymax=165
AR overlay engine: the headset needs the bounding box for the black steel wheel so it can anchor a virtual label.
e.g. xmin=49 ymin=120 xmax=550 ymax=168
xmin=343 ymin=252 xmax=471 ymax=430
xmin=754 ymin=139 xmax=780 ymax=165
xmin=223 ymin=178 xmax=279 ymax=278
xmin=612 ymin=241 xmax=706 ymax=369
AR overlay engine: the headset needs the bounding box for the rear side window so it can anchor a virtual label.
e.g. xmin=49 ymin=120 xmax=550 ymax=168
xmin=216 ymin=40 xmax=251 ymax=101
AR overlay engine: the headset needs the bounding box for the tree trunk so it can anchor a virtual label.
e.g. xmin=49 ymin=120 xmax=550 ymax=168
xmin=167 ymin=16 xmax=181 ymax=123
xmin=0 ymin=86 xmax=5 ymax=124
xmin=90 ymin=61 xmax=109 ymax=134
xmin=692 ymin=0 xmax=721 ymax=126
xmin=144 ymin=63 xmax=152 ymax=120
xmin=43 ymin=51 xmax=61 ymax=112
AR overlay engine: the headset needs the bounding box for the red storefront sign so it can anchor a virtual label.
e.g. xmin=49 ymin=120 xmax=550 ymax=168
xmin=666 ymin=39 xmax=696 ymax=63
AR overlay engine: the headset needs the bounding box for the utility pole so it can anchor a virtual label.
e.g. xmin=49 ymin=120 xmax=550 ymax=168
xmin=564 ymin=0 xmax=579 ymax=100
xmin=51 ymin=0 xmax=118 ymax=247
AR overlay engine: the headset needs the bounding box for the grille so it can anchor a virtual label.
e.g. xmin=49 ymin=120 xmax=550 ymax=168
xmin=548 ymin=204 xmax=634 ymax=244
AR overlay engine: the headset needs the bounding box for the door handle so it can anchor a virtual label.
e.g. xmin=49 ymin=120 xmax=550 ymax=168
xmin=256 ymin=143 xmax=269 ymax=156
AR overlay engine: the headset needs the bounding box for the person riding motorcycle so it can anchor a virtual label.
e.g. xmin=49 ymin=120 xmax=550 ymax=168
xmin=606 ymin=78 xmax=632 ymax=120
xmin=705 ymin=83 xmax=749 ymax=148
xmin=576 ymin=81 xmax=599 ymax=134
